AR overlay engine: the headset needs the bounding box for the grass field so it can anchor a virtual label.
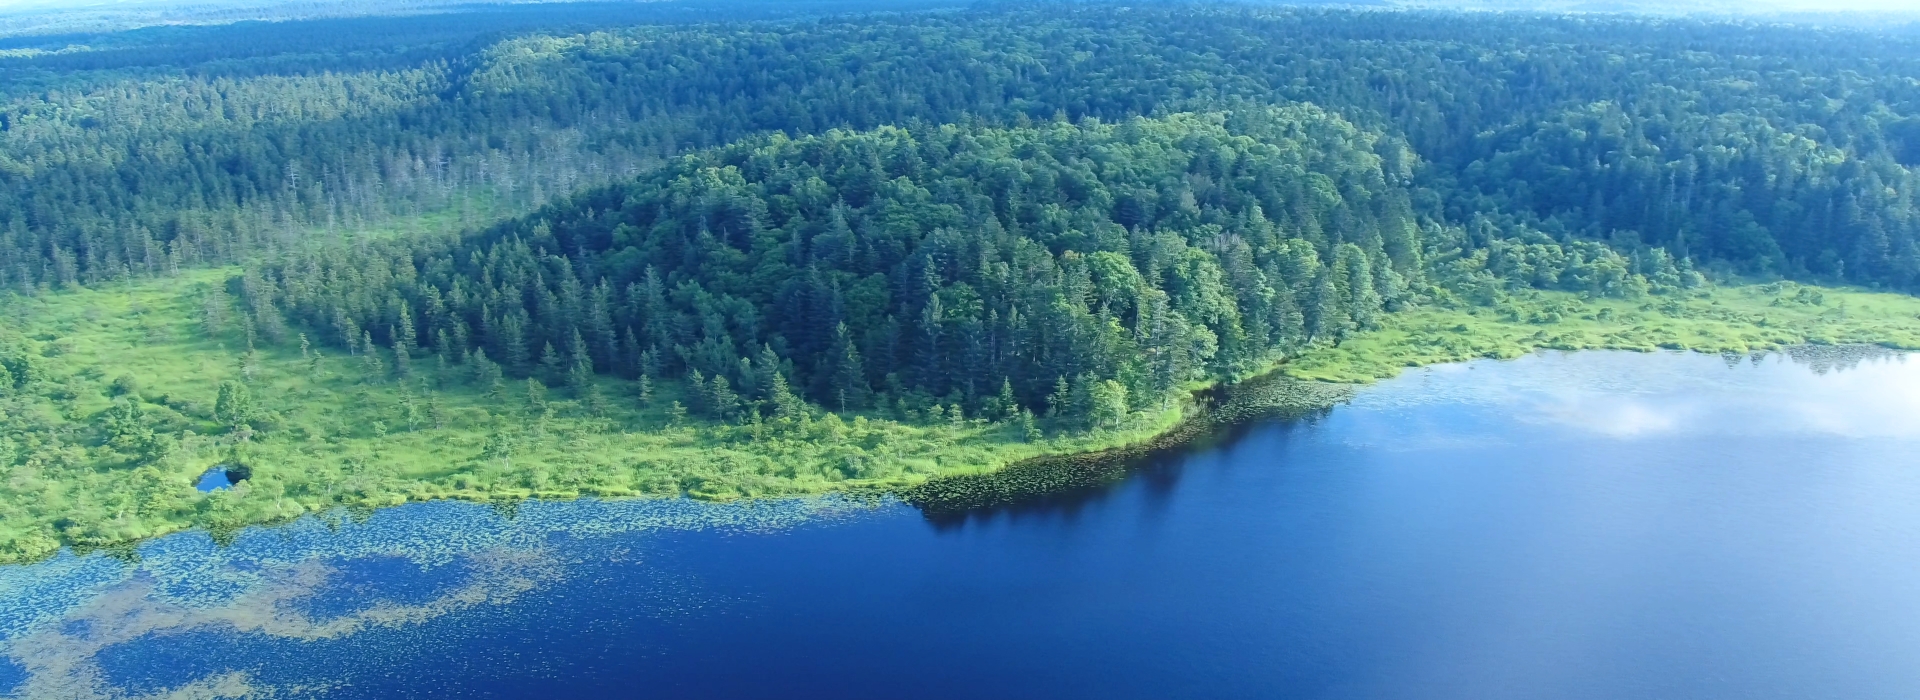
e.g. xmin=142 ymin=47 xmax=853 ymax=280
xmin=1283 ymin=282 xmax=1920 ymax=381
xmin=3 ymin=270 xmax=1918 ymax=563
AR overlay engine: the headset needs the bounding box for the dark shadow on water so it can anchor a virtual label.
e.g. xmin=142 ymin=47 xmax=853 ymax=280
xmin=916 ymin=345 xmax=1905 ymax=531
xmin=920 ymin=407 xmax=1331 ymax=533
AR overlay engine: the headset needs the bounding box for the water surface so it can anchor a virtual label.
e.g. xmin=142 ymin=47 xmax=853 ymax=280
xmin=5 ymin=349 xmax=1919 ymax=699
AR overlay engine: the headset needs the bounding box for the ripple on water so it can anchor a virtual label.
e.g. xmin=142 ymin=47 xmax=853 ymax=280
xmin=91 ymin=629 xmax=271 ymax=698
xmin=290 ymin=555 xmax=482 ymax=621
xmin=0 ymin=655 xmax=23 ymax=697
xmin=6 ymin=350 xmax=1917 ymax=700
xmin=0 ymin=495 xmax=886 ymax=699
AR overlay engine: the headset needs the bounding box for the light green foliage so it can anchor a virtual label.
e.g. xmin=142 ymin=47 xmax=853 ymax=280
xmin=0 ymin=270 xmax=1181 ymax=562
xmin=1088 ymin=380 xmax=1129 ymax=429
xmin=1282 ymin=284 xmax=1920 ymax=382
xmin=6 ymin=268 xmax=1916 ymax=563
xmin=9 ymin=5 xmax=1920 ymax=564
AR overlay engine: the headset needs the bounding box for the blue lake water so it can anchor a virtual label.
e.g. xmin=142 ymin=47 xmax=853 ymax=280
xmin=5 ymin=349 xmax=1920 ymax=699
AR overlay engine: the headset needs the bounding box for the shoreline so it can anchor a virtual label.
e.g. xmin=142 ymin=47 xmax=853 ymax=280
xmin=899 ymin=370 xmax=1356 ymax=514
xmin=8 ymin=339 xmax=1893 ymax=570
xmin=7 ymin=279 xmax=1920 ymax=566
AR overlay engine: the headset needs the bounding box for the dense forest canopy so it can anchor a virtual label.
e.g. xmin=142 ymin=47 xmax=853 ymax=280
xmin=11 ymin=1 xmax=1920 ymax=561
xmin=251 ymin=108 xmax=1448 ymax=424
xmin=244 ymin=100 xmax=1693 ymax=424
xmin=0 ymin=0 xmax=961 ymax=50
xmin=0 ymin=2 xmax=1918 ymax=420
xmin=3 ymin=4 xmax=1920 ymax=298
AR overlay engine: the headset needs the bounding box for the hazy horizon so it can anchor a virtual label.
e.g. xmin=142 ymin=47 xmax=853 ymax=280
xmin=2 ymin=0 xmax=1919 ymax=15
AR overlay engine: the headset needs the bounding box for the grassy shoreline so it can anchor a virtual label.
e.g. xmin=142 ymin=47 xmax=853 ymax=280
xmin=904 ymin=280 xmax=1920 ymax=512
xmin=4 ymin=272 xmax=1920 ymax=564
xmin=901 ymin=373 xmax=1357 ymax=514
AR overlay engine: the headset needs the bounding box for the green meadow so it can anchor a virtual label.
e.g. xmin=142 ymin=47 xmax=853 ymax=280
xmin=3 ymin=269 xmax=1917 ymax=563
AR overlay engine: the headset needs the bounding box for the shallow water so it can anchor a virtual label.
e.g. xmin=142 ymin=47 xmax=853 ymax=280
xmin=194 ymin=467 xmax=233 ymax=492
xmin=5 ymin=349 xmax=1920 ymax=699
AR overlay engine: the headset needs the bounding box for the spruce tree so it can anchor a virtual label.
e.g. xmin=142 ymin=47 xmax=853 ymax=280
xmin=393 ymin=338 xmax=411 ymax=378
xmin=567 ymin=331 xmax=593 ymax=394
xmin=994 ymin=378 xmax=1019 ymax=421
xmin=1046 ymin=376 xmax=1071 ymax=418
xmin=540 ymin=341 xmax=564 ymax=383
xmin=396 ymin=304 xmax=416 ymax=355
xmin=362 ymin=331 xmax=385 ymax=377
xmin=525 ymin=377 xmax=547 ymax=412
xmin=768 ymin=371 xmax=804 ymax=420
xmin=686 ymin=369 xmax=708 ymax=415
xmin=821 ymin=323 xmax=868 ymax=411
xmin=1305 ymin=270 xmax=1343 ymax=343
xmin=708 ymin=375 xmax=740 ymax=421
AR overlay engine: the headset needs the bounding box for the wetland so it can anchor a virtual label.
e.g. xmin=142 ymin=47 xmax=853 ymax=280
xmin=6 ymin=348 xmax=1918 ymax=699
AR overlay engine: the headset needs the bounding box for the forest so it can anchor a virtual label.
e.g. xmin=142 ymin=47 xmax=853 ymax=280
xmin=4 ymin=2 xmax=1920 ymax=561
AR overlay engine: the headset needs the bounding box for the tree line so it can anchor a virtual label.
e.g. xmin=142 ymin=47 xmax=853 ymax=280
xmin=4 ymin=5 xmax=1920 ymax=295
xmin=242 ymin=108 xmax=1681 ymax=426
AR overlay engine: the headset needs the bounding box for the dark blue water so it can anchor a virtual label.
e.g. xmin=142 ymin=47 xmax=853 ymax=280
xmin=7 ymin=350 xmax=1920 ymax=699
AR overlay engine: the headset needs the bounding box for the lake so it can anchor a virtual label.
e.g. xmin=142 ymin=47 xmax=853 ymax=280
xmin=5 ymin=348 xmax=1920 ymax=699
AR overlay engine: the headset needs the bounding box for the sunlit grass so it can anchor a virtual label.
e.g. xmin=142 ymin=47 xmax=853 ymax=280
xmin=0 ymin=269 xmax=1185 ymax=562
xmin=1283 ymin=282 xmax=1920 ymax=382
xmin=3 ymin=271 xmax=1918 ymax=563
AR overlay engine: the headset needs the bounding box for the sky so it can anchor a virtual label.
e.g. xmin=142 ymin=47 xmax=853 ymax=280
xmin=0 ymin=0 xmax=1913 ymax=8
xmin=1401 ymin=0 xmax=1920 ymax=11
xmin=0 ymin=0 xmax=1916 ymax=22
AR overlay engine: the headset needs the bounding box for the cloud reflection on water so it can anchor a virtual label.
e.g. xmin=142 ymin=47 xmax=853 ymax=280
xmin=2 ymin=348 xmax=1912 ymax=699
xmin=1347 ymin=348 xmax=1919 ymax=447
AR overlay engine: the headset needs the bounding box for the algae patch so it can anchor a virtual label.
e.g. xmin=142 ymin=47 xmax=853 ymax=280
xmin=0 ymin=496 xmax=882 ymax=699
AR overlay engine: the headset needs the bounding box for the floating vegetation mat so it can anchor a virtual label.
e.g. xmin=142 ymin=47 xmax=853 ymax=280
xmin=0 ymin=495 xmax=883 ymax=699
xmin=900 ymin=375 xmax=1356 ymax=514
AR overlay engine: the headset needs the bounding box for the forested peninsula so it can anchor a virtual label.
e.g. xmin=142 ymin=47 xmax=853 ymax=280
xmin=4 ymin=4 xmax=1920 ymax=562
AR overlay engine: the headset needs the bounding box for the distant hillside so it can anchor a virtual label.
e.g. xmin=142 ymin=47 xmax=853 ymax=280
xmin=0 ymin=0 xmax=960 ymax=39
xmin=1391 ymin=0 xmax=1920 ymax=20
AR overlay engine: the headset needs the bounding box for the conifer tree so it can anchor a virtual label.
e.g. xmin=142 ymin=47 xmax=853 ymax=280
xmin=393 ymin=338 xmax=412 ymax=378
xmin=396 ymin=305 xmax=417 ymax=356
xmin=621 ymin=328 xmax=643 ymax=378
xmin=993 ymin=378 xmax=1019 ymax=421
xmin=768 ymin=371 xmax=803 ymax=420
xmin=501 ymin=315 xmax=529 ymax=373
xmin=1046 ymin=376 xmax=1071 ymax=418
xmin=686 ymin=369 xmax=708 ymax=415
xmin=708 ymin=375 xmax=740 ymax=421
xmin=566 ymin=331 xmax=593 ymax=394
xmin=1305 ymin=270 xmax=1343 ymax=343
xmin=820 ymin=323 xmax=868 ymax=411
xmin=362 ymin=331 xmax=385 ymax=377
xmin=1019 ymin=409 xmax=1041 ymax=442
xmin=540 ymin=341 xmax=564 ymax=384
xmin=525 ymin=377 xmax=547 ymax=411
xmin=214 ymin=381 xmax=253 ymax=429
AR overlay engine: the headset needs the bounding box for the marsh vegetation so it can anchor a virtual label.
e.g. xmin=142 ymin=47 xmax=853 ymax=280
xmin=4 ymin=3 xmax=1920 ymax=561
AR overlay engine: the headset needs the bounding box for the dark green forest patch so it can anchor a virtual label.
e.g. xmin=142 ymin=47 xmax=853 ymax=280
xmin=6 ymin=5 xmax=1920 ymax=561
